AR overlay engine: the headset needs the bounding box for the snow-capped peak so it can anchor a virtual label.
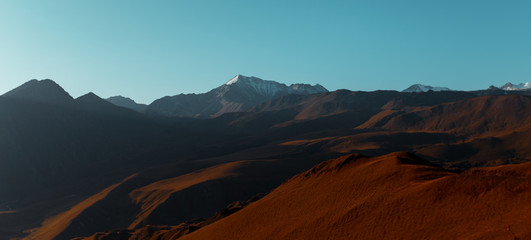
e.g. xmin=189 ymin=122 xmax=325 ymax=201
xmin=223 ymin=75 xmax=291 ymax=97
xmin=220 ymin=75 xmax=327 ymax=98
xmin=225 ymin=75 xmax=242 ymax=85
xmin=502 ymin=82 xmax=531 ymax=91
xmin=225 ymin=75 xmax=274 ymax=88
xmin=402 ymin=84 xmax=452 ymax=93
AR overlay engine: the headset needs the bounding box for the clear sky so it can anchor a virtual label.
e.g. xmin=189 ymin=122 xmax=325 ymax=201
xmin=1 ymin=0 xmax=530 ymax=104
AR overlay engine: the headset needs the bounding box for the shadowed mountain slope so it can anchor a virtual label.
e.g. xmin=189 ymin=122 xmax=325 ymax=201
xmin=2 ymin=79 xmax=73 ymax=104
xmin=21 ymin=145 xmax=333 ymax=240
xmin=23 ymin=175 xmax=138 ymax=240
xmin=0 ymin=91 xmax=176 ymax=239
xmin=106 ymin=96 xmax=147 ymax=112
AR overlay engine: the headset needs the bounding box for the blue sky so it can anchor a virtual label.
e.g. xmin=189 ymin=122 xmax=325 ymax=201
xmin=1 ymin=1 xmax=530 ymax=103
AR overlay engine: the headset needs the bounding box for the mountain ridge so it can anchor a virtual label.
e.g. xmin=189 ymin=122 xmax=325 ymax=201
xmin=402 ymin=84 xmax=452 ymax=92
xmin=2 ymin=79 xmax=73 ymax=104
xmin=145 ymin=75 xmax=328 ymax=118
xmin=178 ymin=153 xmax=531 ymax=240
xmin=502 ymin=82 xmax=531 ymax=91
xmin=106 ymin=96 xmax=147 ymax=112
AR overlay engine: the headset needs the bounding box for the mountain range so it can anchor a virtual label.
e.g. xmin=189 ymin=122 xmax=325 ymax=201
xmin=3 ymin=79 xmax=74 ymax=104
xmin=402 ymin=84 xmax=452 ymax=92
xmin=0 ymin=76 xmax=530 ymax=240
xmin=144 ymin=75 xmax=328 ymax=118
xmin=96 ymin=78 xmax=531 ymax=113
xmin=106 ymin=96 xmax=147 ymax=112
xmin=501 ymin=82 xmax=531 ymax=91
xmin=401 ymin=82 xmax=531 ymax=93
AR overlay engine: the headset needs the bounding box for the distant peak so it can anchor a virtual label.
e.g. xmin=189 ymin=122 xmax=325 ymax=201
xmin=106 ymin=95 xmax=147 ymax=112
xmin=501 ymin=82 xmax=531 ymax=91
xmin=225 ymin=74 xmax=255 ymax=85
xmin=23 ymin=78 xmax=60 ymax=87
xmin=3 ymin=78 xmax=73 ymax=104
xmin=289 ymin=83 xmax=328 ymax=93
xmin=80 ymin=92 xmax=99 ymax=98
xmin=226 ymin=75 xmax=242 ymax=85
xmin=75 ymin=92 xmax=116 ymax=108
xmin=107 ymin=95 xmax=136 ymax=102
xmin=224 ymin=75 xmax=326 ymax=91
xmin=76 ymin=92 xmax=105 ymax=102
xmin=403 ymin=84 xmax=452 ymax=93
xmin=108 ymin=95 xmax=127 ymax=99
xmin=39 ymin=79 xmax=56 ymax=83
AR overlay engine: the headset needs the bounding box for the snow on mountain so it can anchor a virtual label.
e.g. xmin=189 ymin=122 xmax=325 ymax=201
xmin=222 ymin=75 xmax=288 ymax=98
xmin=146 ymin=75 xmax=328 ymax=118
xmin=501 ymin=82 xmax=531 ymax=91
xmin=223 ymin=75 xmax=326 ymax=97
xmin=225 ymin=75 xmax=241 ymax=85
xmin=402 ymin=84 xmax=452 ymax=93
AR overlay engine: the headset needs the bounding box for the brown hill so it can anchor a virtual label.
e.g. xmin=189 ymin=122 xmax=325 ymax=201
xmin=127 ymin=161 xmax=243 ymax=229
xmin=359 ymin=95 xmax=531 ymax=137
xmin=21 ymin=161 xmax=249 ymax=240
xmin=17 ymin=141 xmax=332 ymax=240
xmin=179 ymin=152 xmax=531 ymax=240
xmin=22 ymin=175 xmax=137 ymax=240
xmin=416 ymin=122 xmax=531 ymax=169
xmin=279 ymin=121 xmax=531 ymax=169
xmin=249 ymin=89 xmax=475 ymax=121
xmin=20 ymin=161 xmax=246 ymax=240
xmin=73 ymin=194 xmax=265 ymax=240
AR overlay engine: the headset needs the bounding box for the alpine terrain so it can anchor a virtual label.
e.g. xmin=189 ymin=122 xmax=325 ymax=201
xmin=0 ymin=76 xmax=530 ymax=240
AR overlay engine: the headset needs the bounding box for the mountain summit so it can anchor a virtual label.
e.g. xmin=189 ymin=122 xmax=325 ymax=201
xmin=146 ymin=75 xmax=328 ymax=118
xmin=2 ymin=79 xmax=73 ymax=104
xmin=501 ymin=82 xmax=531 ymax=91
xmin=106 ymin=96 xmax=147 ymax=112
xmin=212 ymin=75 xmax=327 ymax=103
xmin=402 ymin=84 xmax=451 ymax=93
xmin=224 ymin=75 xmax=327 ymax=96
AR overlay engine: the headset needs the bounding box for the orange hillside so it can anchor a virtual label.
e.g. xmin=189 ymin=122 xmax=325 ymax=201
xmin=181 ymin=152 xmax=531 ymax=240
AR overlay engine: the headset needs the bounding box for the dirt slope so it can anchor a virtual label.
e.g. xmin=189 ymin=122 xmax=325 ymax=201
xmin=180 ymin=152 xmax=531 ymax=240
xmin=22 ymin=174 xmax=137 ymax=240
xmin=127 ymin=161 xmax=242 ymax=229
xmin=360 ymin=95 xmax=531 ymax=137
